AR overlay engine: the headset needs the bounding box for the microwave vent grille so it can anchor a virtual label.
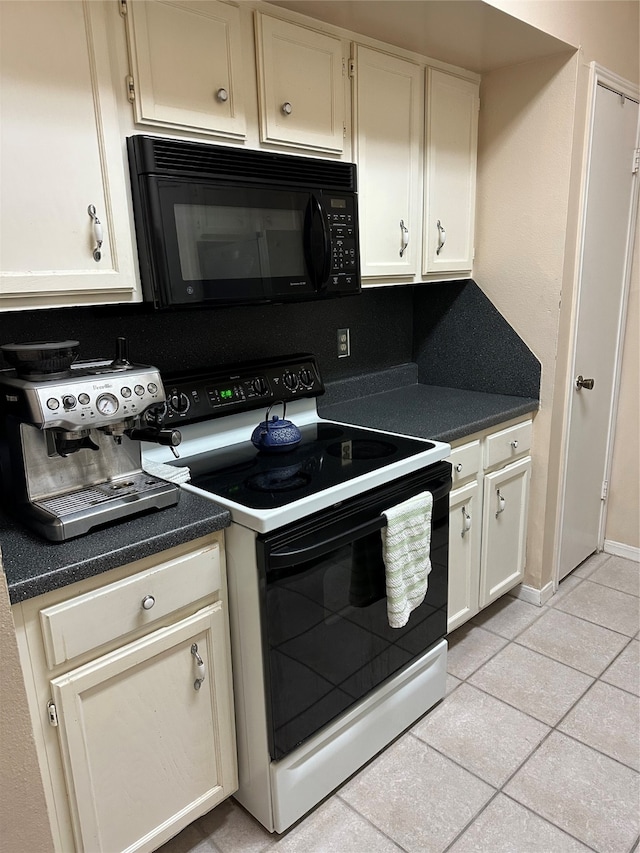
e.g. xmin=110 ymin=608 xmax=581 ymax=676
xmin=143 ymin=137 xmax=356 ymax=191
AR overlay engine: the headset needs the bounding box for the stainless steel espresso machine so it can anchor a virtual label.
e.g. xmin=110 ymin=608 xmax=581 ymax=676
xmin=0 ymin=339 xmax=181 ymax=541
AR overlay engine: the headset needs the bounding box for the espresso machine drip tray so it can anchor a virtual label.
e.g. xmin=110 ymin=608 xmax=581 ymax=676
xmin=32 ymin=473 xmax=179 ymax=541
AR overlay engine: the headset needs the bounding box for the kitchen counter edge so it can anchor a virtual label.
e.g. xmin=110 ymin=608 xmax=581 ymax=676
xmin=1 ymin=490 xmax=231 ymax=605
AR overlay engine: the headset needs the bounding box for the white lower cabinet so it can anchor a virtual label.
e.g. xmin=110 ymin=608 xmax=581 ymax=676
xmin=448 ymin=480 xmax=482 ymax=631
xmin=12 ymin=534 xmax=237 ymax=853
xmin=447 ymin=419 xmax=533 ymax=631
xmin=480 ymin=456 xmax=531 ymax=607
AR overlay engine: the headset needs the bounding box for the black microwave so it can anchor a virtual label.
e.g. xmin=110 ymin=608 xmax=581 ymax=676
xmin=127 ymin=135 xmax=361 ymax=309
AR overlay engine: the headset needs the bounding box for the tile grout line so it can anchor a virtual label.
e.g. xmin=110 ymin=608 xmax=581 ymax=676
xmin=335 ymin=793 xmax=410 ymax=852
xmin=509 ymin=634 xmax=639 ymax=687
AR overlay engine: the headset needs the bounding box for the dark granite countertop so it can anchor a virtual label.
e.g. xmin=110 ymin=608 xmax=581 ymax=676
xmin=1 ymin=491 xmax=231 ymax=604
xmin=319 ymin=383 xmax=538 ymax=444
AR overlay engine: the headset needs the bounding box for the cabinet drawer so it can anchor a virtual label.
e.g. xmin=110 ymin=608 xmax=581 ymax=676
xmin=39 ymin=543 xmax=221 ymax=668
xmin=449 ymin=439 xmax=481 ymax=485
xmin=484 ymin=420 xmax=532 ymax=470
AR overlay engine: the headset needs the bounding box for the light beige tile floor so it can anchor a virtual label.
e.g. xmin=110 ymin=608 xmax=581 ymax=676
xmin=159 ymin=553 xmax=640 ymax=853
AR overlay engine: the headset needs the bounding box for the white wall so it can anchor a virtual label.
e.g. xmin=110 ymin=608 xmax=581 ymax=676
xmin=486 ymin=0 xmax=639 ymax=85
xmin=475 ymin=52 xmax=578 ymax=588
xmin=476 ymin=0 xmax=639 ymax=583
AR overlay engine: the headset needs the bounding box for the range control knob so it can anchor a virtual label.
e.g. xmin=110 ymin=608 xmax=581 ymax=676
xmin=251 ymin=376 xmax=268 ymax=396
xmin=282 ymin=371 xmax=299 ymax=391
xmin=299 ymin=368 xmax=314 ymax=388
xmin=168 ymin=391 xmax=190 ymax=415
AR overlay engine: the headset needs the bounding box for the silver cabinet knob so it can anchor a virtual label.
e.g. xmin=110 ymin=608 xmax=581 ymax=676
xmin=216 ymin=88 xmax=228 ymax=102
xmin=281 ymin=101 xmax=292 ymax=115
xmin=141 ymin=595 xmax=155 ymax=611
xmin=576 ymin=375 xmax=595 ymax=390
xmin=455 ymin=463 xmax=463 ymax=472
xmin=510 ymin=439 xmax=519 ymax=449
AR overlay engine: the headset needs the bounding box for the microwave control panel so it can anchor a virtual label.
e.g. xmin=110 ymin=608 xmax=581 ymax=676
xmin=161 ymin=355 xmax=323 ymax=424
xmin=326 ymin=195 xmax=358 ymax=287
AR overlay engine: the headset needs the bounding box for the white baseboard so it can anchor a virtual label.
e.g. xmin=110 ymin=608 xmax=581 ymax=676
xmin=509 ymin=581 xmax=555 ymax=607
xmin=603 ymin=540 xmax=640 ymax=562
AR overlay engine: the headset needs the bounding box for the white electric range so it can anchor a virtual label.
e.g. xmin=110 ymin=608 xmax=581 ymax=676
xmin=144 ymin=354 xmax=451 ymax=833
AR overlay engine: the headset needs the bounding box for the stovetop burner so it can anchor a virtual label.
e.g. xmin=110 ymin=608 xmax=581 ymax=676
xmin=181 ymin=422 xmax=435 ymax=510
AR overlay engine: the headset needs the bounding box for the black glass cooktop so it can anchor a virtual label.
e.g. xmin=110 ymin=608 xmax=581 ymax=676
xmin=180 ymin=422 xmax=434 ymax=510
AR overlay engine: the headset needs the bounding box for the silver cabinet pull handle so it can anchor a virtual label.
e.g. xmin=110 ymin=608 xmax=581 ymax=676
xmin=216 ymin=87 xmax=228 ymax=102
xmin=141 ymin=595 xmax=155 ymax=611
xmin=436 ymin=219 xmax=446 ymax=255
xmin=455 ymin=463 xmax=463 ymax=473
xmin=511 ymin=439 xmax=519 ymax=449
xmin=461 ymin=505 xmax=471 ymax=537
xmin=87 ymin=204 xmax=103 ymax=262
xmin=495 ymin=489 xmax=506 ymax=517
xmin=399 ymin=220 xmax=409 ymax=257
xmin=191 ymin=643 xmax=206 ymax=690
xmin=576 ymin=375 xmax=595 ymax=390
xmin=281 ymin=101 xmax=292 ymax=115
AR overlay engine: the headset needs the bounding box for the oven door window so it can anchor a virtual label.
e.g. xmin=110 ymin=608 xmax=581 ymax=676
xmin=154 ymin=180 xmax=316 ymax=304
xmin=260 ymin=510 xmax=447 ymax=760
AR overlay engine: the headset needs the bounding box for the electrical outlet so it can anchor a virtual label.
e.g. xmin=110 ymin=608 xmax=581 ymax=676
xmin=337 ymin=328 xmax=350 ymax=358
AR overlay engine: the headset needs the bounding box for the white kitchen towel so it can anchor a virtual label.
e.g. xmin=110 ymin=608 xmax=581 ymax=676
xmin=381 ymin=490 xmax=433 ymax=628
xmin=142 ymin=459 xmax=191 ymax=484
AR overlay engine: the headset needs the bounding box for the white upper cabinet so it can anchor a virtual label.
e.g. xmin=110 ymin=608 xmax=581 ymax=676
xmin=0 ymin=0 xmax=138 ymax=310
xmin=256 ymin=13 xmax=346 ymax=153
xmin=353 ymin=45 xmax=423 ymax=278
xmin=123 ymin=0 xmax=246 ymax=139
xmin=423 ymin=69 xmax=479 ymax=275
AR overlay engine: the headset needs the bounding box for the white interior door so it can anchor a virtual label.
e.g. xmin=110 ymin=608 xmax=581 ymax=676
xmin=558 ymin=73 xmax=639 ymax=580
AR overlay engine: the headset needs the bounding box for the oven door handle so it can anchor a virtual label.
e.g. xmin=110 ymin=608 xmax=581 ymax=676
xmin=268 ymin=479 xmax=450 ymax=568
xmin=269 ymin=516 xmax=388 ymax=568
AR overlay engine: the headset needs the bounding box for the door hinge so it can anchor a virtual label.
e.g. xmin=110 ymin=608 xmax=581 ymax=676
xmin=47 ymin=700 xmax=59 ymax=728
xmin=601 ymin=480 xmax=609 ymax=501
xmin=126 ymin=75 xmax=136 ymax=103
xmin=633 ymin=148 xmax=640 ymax=174
xmin=119 ymin=0 xmax=128 ymax=17
xmin=348 ymin=59 xmax=356 ymax=79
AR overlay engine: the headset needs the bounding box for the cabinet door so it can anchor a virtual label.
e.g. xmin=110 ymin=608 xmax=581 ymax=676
xmin=124 ymin=0 xmax=246 ymax=139
xmin=0 ymin=0 xmax=137 ymax=309
xmin=479 ymin=457 xmax=531 ymax=608
xmin=448 ymin=481 xmax=481 ymax=632
xmin=354 ymin=45 xmax=422 ymax=278
xmin=50 ymin=604 xmax=237 ymax=853
xmin=423 ymin=69 xmax=479 ymax=275
xmin=256 ymin=14 xmax=345 ymax=153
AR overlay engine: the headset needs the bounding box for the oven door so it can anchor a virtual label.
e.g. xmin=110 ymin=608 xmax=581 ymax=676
xmin=256 ymin=462 xmax=450 ymax=760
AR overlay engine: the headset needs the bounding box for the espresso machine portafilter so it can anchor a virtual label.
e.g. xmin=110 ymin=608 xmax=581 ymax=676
xmin=0 ymin=339 xmax=182 ymax=541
